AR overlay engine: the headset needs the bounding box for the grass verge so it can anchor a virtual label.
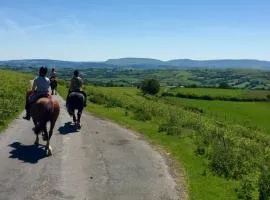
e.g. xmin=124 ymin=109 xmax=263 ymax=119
xmin=0 ymin=70 xmax=32 ymax=132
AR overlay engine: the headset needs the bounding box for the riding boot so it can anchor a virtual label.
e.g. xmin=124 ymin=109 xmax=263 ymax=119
xmin=66 ymin=92 xmax=70 ymax=108
xmin=23 ymin=103 xmax=31 ymax=120
xmin=81 ymin=91 xmax=87 ymax=107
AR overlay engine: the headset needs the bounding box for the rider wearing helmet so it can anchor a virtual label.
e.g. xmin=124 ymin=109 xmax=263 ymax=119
xmin=23 ymin=66 xmax=50 ymax=120
xmin=66 ymin=70 xmax=87 ymax=108
xmin=50 ymin=68 xmax=56 ymax=81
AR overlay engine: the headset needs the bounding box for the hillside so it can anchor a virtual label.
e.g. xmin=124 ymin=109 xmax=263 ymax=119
xmin=1 ymin=58 xmax=270 ymax=69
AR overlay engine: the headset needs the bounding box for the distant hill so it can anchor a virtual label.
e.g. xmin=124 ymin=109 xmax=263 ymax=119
xmin=0 ymin=59 xmax=111 ymax=68
xmin=167 ymin=59 xmax=270 ymax=68
xmin=1 ymin=58 xmax=270 ymax=69
xmin=105 ymin=58 xmax=164 ymax=66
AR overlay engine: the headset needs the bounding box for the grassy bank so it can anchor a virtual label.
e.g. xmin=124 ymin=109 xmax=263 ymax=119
xmin=58 ymin=83 xmax=270 ymax=200
xmin=0 ymin=70 xmax=32 ymax=131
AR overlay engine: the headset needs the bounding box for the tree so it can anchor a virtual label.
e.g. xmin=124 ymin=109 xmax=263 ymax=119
xmin=219 ymin=82 xmax=230 ymax=89
xmin=141 ymin=79 xmax=160 ymax=95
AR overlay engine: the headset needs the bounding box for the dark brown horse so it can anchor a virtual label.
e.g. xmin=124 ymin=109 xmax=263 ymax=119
xmin=50 ymin=78 xmax=57 ymax=95
xmin=26 ymin=91 xmax=60 ymax=156
xmin=67 ymin=92 xmax=84 ymax=129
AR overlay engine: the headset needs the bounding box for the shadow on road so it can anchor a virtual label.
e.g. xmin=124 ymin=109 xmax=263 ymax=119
xmin=8 ymin=142 xmax=47 ymax=164
xmin=58 ymin=122 xmax=79 ymax=135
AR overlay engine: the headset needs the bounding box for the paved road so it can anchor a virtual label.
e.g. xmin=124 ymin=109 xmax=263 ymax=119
xmin=0 ymin=95 xmax=183 ymax=200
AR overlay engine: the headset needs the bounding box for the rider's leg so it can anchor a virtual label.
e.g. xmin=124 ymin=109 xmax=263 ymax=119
xmin=23 ymin=92 xmax=35 ymax=120
xmin=66 ymin=90 xmax=71 ymax=107
xmin=81 ymin=91 xmax=87 ymax=107
xmin=23 ymin=102 xmax=31 ymax=120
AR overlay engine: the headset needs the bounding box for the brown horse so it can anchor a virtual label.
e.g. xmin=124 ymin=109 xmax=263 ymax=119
xmin=26 ymin=91 xmax=60 ymax=156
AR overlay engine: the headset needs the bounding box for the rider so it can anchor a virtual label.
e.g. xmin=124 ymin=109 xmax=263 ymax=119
xmin=50 ymin=68 xmax=56 ymax=81
xmin=66 ymin=70 xmax=87 ymax=108
xmin=23 ymin=66 xmax=50 ymax=120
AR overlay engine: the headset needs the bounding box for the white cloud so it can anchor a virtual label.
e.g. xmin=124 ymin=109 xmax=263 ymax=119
xmin=4 ymin=19 xmax=25 ymax=34
xmin=26 ymin=23 xmax=52 ymax=31
xmin=3 ymin=18 xmax=52 ymax=34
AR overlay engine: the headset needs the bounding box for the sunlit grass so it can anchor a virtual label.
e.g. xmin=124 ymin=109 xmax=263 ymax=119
xmin=0 ymin=70 xmax=32 ymax=131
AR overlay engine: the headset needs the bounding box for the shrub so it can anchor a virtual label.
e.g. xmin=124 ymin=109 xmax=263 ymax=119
xmin=141 ymin=79 xmax=160 ymax=95
xmin=105 ymin=97 xmax=122 ymax=108
xmin=161 ymin=92 xmax=175 ymax=97
xmin=219 ymin=82 xmax=230 ymax=89
xmin=259 ymin=166 xmax=270 ymax=200
xmin=159 ymin=112 xmax=182 ymax=135
xmin=89 ymin=93 xmax=106 ymax=105
xmin=237 ymin=174 xmax=259 ymax=200
xmin=133 ymin=108 xmax=152 ymax=121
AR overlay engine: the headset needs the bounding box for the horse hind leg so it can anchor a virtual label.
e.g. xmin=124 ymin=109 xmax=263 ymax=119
xmin=47 ymin=107 xmax=60 ymax=156
xmin=33 ymin=120 xmax=39 ymax=145
xmin=42 ymin=124 xmax=49 ymax=141
xmin=43 ymin=125 xmax=52 ymax=156
xmin=34 ymin=134 xmax=39 ymax=146
xmin=72 ymin=112 xmax=76 ymax=123
xmin=77 ymin=110 xmax=82 ymax=129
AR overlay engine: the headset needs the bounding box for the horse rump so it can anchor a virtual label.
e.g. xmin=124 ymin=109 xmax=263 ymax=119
xmin=67 ymin=92 xmax=84 ymax=114
xmin=31 ymin=98 xmax=58 ymax=134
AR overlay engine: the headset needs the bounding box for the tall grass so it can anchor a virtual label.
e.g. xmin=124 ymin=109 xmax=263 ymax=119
xmin=0 ymin=70 xmax=32 ymax=131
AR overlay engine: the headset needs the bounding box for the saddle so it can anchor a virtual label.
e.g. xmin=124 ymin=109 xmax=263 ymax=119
xmin=69 ymin=91 xmax=84 ymax=97
xmin=27 ymin=91 xmax=52 ymax=104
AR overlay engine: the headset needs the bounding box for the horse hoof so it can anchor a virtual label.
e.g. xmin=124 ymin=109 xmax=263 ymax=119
xmin=47 ymin=150 xmax=52 ymax=156
xmin=77 ymin=124 xmax=81 ymax=129
xmin=46 ymin=147 xmax=52 ymax=156
xmin=34 ymin=140 xmax=39 ymax=146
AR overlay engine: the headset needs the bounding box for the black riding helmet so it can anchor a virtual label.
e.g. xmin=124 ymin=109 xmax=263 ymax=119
xmin=74 ymin=70 xmax=79 ymax=77
xmin=39 ymin=66 xmax=48 ymax=77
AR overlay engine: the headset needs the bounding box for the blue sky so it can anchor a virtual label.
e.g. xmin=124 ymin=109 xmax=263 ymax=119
xmin=0 ymin=0 xmax=269 ymax=61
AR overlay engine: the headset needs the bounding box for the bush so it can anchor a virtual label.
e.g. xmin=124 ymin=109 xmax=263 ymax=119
xmin=259 ymin=167 xmax=270 ymax=200
xmin=141 ymin=79 xmax=160 ymax=95
xmin=105 ymin=97 xmax=122 ymax=108
xmin=89 ymin=93 xmax=106 ymax=105
xmin=237 ymin=174 xmax=259 ymax=200
xmin=161 ymin=92 xmax=175 ymax=97
xmin=219 ymin=82 xmax=230 ymax=89
xmin=133 ymin=108 xmax=152 ymax=121
xmin=159 ymin=112 xmax=182 ymax=135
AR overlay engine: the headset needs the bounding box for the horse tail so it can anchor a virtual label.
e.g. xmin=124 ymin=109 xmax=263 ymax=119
xmin=33 ymin=121 xmax=47 ymax=134
xmin=32 ymin=99 xmax=54 ymax=134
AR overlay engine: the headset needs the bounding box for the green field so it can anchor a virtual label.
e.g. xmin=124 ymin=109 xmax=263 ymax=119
xmin=57 ymin=83 xmax=270 ymax=200
xmin=163 ymin=97 xmax=270 ymax=133
xmin=4 ymin=66 xmax=270 ymax=90
xmin=168 ymin=87 xmax=270 ymax=101
xmin=0 ymin=70 xmax=31 ymax=131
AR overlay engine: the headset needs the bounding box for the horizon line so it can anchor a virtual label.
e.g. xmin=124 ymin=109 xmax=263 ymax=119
xmin=1 ymin=57 xmax=270 ymax=62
